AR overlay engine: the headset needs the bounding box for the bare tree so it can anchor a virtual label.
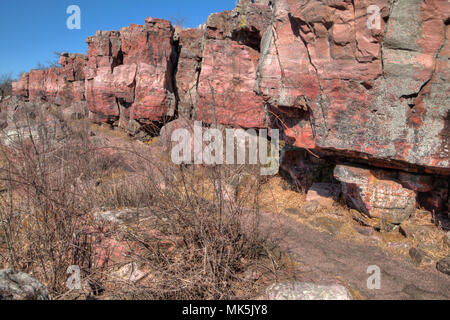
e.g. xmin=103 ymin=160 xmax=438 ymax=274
xmin=35 ymin=51 xmax=63 ymax=70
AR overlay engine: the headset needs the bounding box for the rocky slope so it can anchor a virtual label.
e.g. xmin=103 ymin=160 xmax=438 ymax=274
xmin=10 ymin=0 xmax=450 ymax=226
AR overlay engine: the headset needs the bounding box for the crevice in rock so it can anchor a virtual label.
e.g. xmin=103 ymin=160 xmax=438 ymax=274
xmin=169 ymin=32 xmax=181 ymax=118
xmin=231 ymin=26 xmax=262 ymax=51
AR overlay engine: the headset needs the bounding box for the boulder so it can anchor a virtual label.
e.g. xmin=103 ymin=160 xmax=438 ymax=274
xmin=409 ymin=247 xmax=433 ymax=267
xmin=334 ymin=164 xmax=416 ymax=224
xmin=437 ymin=256 xmax=450 ymax=276
xmin=266 ymin=281 xmax=353 ymax=300
xmin=0 ymin=269 xmax=49 ymax=300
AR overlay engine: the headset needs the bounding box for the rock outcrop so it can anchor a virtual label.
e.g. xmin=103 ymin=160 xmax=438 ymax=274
xmin=195 ymin=1 xmax=272 ymax=128
xmin=10 ymin=0 xmax=450 ymax=222
xmin=85 ymin=19 xmax=178 ymax=127
xmin=257 ymin=0 xmax=449 ymax=176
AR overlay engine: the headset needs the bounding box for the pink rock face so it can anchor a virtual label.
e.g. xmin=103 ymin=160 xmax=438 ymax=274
xmin=176 ymin=29 xmax=204 ymax=118
xmin=12 ymin=53 xmax=88 ymax=107
xmin=257 ymin=0 xmax=450 ymax=175
xmin=86 ymin=31 xmax=122 ymax=74
xmin=122 ymin=18 xmax=177 ymax=122
xmin=85 ymin=67 xmax=120 ymax=122
xmin=12 ymin=73 xmax=29 ymax=98
xmin=85 ymin=18 xmax=177 ymax=124
xmin=197 ymin=39 xmax=266 ymax=128
xmin=195 ymin=3 xmax=271 ymax=128
xmin=334 ymin=164 xmax=417 ymax=224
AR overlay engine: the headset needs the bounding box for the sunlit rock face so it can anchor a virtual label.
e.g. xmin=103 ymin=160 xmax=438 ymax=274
xmin=256 ymin=0 xmax=450 ymax=175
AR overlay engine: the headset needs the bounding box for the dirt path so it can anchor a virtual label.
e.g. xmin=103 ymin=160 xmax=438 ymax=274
xmin=259 ymin=211 xmax=450 ymax=300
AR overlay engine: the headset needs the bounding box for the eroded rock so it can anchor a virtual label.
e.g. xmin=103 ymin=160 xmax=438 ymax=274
xmin=334 ymin=164 xmax=416 ymax=225
xmin=256 ymin=0 xmax=450 ymax=175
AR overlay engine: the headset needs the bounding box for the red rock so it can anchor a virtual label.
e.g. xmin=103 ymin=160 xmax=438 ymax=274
xmin=12 ymin=73 xmax=29 ymax=98
xmin=195 ymin=3 xmax=271 ymax=128
xmin=86 ymin=30 xmax=122 ymax=74
xmin=256 ymin=0 xmax=450 ymax=175
xmin=397 ymin=172 xmax=434 ymax=193
xmin=85 ymin=63 xmax=137 ymax=124
xmin=122 ymin=18 xmax=177 ymax=122
xmin=176 ymin=29 xmax=204 ymax=118
xmin=85 ymin=18 xmax=177 ymax=124
xmin=59 ymin=53 xmax=87 ymax=81
xmin=9 ymin=0 xmax=450 ymax=184
xmin=334 ymin=164 xmax=417 ymax=224
xmin=197 ymin=39 xmax=266 ymax=128
xmin=280 ymin=148 xmax=334 ymax=191
xmin=85 ymin=67 xmax=120 ymax=123
xmin=418 ymin=179 xmax=449 ymax=214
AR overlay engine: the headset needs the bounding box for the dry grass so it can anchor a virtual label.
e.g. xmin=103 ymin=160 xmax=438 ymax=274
xmin=0 ymin=102 xmax=286 ymax=299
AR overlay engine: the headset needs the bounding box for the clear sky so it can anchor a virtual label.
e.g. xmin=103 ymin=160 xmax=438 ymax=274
xmin=0 ymin=0 xmax=237 ymax=78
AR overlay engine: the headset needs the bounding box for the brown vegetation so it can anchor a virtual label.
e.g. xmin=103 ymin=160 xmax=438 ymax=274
xmin=0 ymin=103 xmax=285 ymax=299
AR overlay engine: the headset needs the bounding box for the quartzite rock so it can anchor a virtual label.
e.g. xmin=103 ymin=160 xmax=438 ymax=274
xmin=334 ymin=164 xmax=416 ymax=224
xmin=256 ymin=0 xmax=450 ymax=175
xmin=196 ymin=2 xmax=272 ymax=128
xmin=176 ymin=29 xmax=204 ymax=118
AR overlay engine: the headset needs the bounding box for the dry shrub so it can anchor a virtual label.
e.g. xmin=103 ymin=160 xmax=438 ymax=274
xmin=0 ymin=106 xmax=110 ymax=293
xmin=104 ymin=164 xmax=274 ymax=300
xmin=0 ymin=102 xmax=283 ymax=299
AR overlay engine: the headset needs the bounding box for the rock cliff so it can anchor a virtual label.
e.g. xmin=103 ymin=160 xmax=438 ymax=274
xmin=10 ymin=0 xmax=450 ymax=224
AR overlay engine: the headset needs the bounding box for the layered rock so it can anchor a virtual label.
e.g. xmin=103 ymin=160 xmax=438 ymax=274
xmin=175 ymin=29 xmax=204 ymax=118
xmin=256 ymin=0 xmax=450 ymax=175
xmin=85 ymin=18 xmax=177 ymax=126
xmin=11 ymin=73 xmax=29 ymax=98
xmin=12 ymin=53 xmax=88 ymax=108
xmin=9 ymin=0 xmax=450 ymax=222
xmin=196 ymin=1 xmax=272 ymax=128
xmin=334 ymin=164 xmax=417 ymax=225
xmin=334 ymin=163 xmax=448 ymax=224
xmin=123 ymin=18 xmax=177 ymax=122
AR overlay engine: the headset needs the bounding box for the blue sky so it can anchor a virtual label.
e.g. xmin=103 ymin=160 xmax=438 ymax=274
xmin=0 ymin=0 xmax=237 ymax=78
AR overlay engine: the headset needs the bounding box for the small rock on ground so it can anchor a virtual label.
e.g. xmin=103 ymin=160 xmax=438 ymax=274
xmin=0 ymin=269 xmax=49 ymax=300
xmin=266 ymin=282 xmax=353 ymax=300
xmin=409 ymin=248 xmax=433 ymax=267
xmin=436 ymin=256 xmax=450 ymax=276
